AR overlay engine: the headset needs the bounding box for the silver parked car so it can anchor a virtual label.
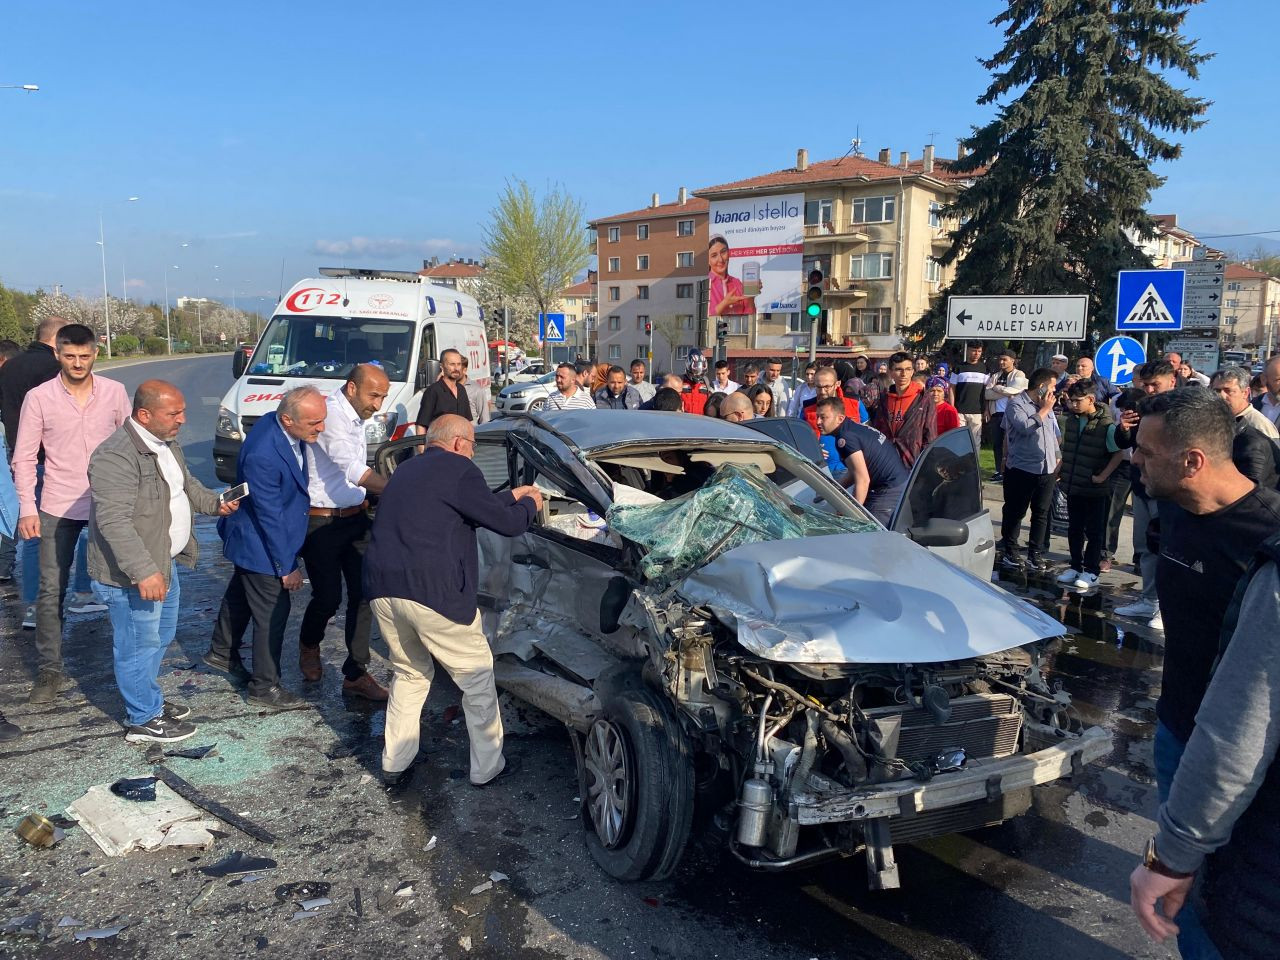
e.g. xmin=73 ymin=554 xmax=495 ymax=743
xmin=374 ymin=411 xmax=1109 ymax=887
xmin=492 ymin=371 xmax=558 ymax=416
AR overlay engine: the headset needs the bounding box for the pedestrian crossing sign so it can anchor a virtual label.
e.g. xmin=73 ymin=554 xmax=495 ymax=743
xmin=539 ymin=313 xmax=566 ymax=342
xmin=1116 ymin=269 xmax=1184 ymax=331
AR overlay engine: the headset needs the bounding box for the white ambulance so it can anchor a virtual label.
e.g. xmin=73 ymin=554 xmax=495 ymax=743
xmin=213 ymin=267 xmax=489 ymax=483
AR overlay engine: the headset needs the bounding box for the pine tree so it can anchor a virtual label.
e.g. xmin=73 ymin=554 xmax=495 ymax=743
xmin=914 ymin=0 xmax=1210 ymax=348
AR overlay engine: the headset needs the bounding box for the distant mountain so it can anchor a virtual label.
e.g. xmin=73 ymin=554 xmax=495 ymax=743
xmin=1208 ymin=235 xmax=1280 ymax=260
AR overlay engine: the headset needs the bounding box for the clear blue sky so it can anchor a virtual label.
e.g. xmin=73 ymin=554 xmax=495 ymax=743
xmin=2 ymin=0 xmax=1276 ymax=309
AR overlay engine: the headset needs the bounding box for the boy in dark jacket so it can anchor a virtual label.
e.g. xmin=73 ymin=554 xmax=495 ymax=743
xmin=1055 ymin=380 xmax=1124 ymax=589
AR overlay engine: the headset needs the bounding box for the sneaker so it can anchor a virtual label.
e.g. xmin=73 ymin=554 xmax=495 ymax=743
xmin=990 ymin=472 xmax=1004 ymax=483
xmin=124 ymin=715 xmax=197 ymax=743
xmin=1073 ymin=572 xmax=1099 ymax=590
xmin=1115 ymin=600 xmax=1158 ymax=619
xmin=1099 ymin=558 xmax=1113 ymax=573
xmin=0 ymin=711 xmax=21 ymax=742
xmin=28 ymin=670 xmax=66 ymax=704
xmin=999 ymin=552 xmax=1025 ymax=570
xmin=1056 ymin=568 xmax=1081 ymax=584
xmin=1026 ymin=553 xmax=1050 ymax=573
xmin=162 ymin=700 xmax=192 ymax=721
xmin=21 ymin=605 xmax=35 ymax=629
xmin=1148 ymin=611 xmax=1164 ymax=632
xmin=66 ymin=592 xmax=108 ymax=614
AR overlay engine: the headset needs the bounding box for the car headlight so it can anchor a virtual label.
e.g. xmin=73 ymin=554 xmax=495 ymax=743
xmin=216 ymin=406 xmax=241 ymax=440
xmin=364 ymin=412 xmax=397 ymax=444
xmin=508 ymin=390 xmax=526 ymax=399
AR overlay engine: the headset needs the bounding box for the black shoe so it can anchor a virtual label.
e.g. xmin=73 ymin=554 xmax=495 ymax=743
xmin=1026 ymin=552 xmax=1050 ymax=573
xmin=163 ymin=700 xmax=192 ymax=721
xmin=28 ymin=670 xmax=66 ymax=704
xmin=999 ymin=551 xmax=1025 ymax=570
xmin=125 ymin=715 xmax=197 ymax=743
xmin=247 ymin=685 xmax=305 ymax=710
xmin=0 ymin=711 xmax=21 ymax=742
xmin=990 ymin=472 xmax=1004 ymax=483
xmin=382 ymin=764 xmax=415 ymax=788
xmin=202 ymin=651 xmax=251 ymax=683
xmin=471 ymin=755 xmax=522 ymax=789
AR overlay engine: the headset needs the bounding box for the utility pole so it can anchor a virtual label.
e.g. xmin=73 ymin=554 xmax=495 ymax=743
xmin=502 ymin=306 xmax=509 ymax=384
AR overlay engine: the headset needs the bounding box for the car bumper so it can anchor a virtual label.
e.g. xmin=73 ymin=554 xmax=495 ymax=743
xmin=790 ymin=723 xmax=1111 ymax=826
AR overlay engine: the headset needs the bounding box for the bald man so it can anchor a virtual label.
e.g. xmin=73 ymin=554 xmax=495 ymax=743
xmin=88 ymin=380 xmax=237 ymax=742
xmin=364 ymin=414 xmax=541 ymax=787
xmin=298 ymin=364 xmax=391 ymax=699
xmin=719 ymin=391 xmax=755 ymax=423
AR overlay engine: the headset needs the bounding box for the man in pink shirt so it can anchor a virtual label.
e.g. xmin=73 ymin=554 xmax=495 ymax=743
xmin=13 ymin=324 xmax=130 ymax=703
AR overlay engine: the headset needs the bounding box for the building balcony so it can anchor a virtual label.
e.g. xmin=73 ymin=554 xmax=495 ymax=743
xmin=823 ymin=280 xmax=868 ymax=298
xmin=803 ymin=222 xmax=870 ymax=245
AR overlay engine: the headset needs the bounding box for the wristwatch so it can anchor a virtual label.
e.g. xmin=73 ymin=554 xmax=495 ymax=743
xmin=1143 ymin=837 xmax=1194 ymax=880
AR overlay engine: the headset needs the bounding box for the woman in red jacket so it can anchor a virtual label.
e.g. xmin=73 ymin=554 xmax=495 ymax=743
xmin=928 ymin=375 xmax=962 ymax=435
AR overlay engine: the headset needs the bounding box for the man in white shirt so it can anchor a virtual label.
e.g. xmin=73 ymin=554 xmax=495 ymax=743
xmin=544 ymin=362 xmax=597 ymax=411
xmin=459 ymin=356 xmax=492 ymax=424
xmin=298 ymin=364 xmax=391 ymax=700
xmin=629 ymin=360 xmax=656 ymax=404
xmin=87 ymin=381 xmax=234 ymax=742
xmin=787 ymin=362 xmax=818 ymax=418
xmin=1257 ymin=356 xmax=1280 ymax=427
xmin=711 ymin=360 xmax=739 ymax=394
xmin=763 ymin=357 xmax=793 ymax=414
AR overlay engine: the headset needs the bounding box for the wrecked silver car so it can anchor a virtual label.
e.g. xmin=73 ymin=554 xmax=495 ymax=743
xmin=375 ymin=411 xmax=1110 ymax=887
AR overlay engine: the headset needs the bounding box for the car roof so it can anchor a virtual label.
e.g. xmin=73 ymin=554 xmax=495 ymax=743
xmin=479 ymin=409 xmax=775 ymax=452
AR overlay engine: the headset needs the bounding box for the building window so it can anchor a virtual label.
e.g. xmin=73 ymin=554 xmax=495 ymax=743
xmin=676 ymin=251 xmax=694 ymax=268
xmin=787 ymin=312 xmax=805 ymax=333
xmin=682 ymin=315 xmax=694 ymax=330
xmin=1227 ymin=282 xmax=1242 ymax=291
xmin=731 ymin=316 xmax=749 ymax=334
xmin=852 ymin=307 xmax=893 ymax=335
xmin=636 ymin=314 xmax=648 ymax=330
xmin=924 ymin=257 xmax=941 ymax=284
xmin=1226 ymin=299 xmax=1239 ymax=308
xmin=928 ymin=201 xmax=943 ymax=229
xmin=677 ymin=219 xmax=695 ymax=236
xmin=637 ymin=223 xmax=649 ymax=240
xmin=637 ymin=255 xmax=649 ymax=270
xmin=676 ymin=345 xmax=692 ymax=359
xmin=851 ymin=196 xmax=895 ymax=224
xmin=608 ymin=286 xmax=620 ymax=301
xmin=607 ymin=226 xmax=620 ymax=243
xmin=849 ymin=252 xmax=893 ymax=279
xmin=608 ymin=344 xmax=622 ymax=360
xmin=607 ymin=257 xmax=620 ymax=272
xmin=676 ymin=283 xmax=693 ymax=298
xmin=637 ymin=285 xmax=649 ymax=300
xmin=803 ymin=199 xmax=833 ymax=226
xmin=608 ymin=315 xmax=620 ymax=331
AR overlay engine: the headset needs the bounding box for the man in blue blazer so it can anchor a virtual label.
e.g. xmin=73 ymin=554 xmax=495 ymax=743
xmin=204 ymin=386 xmax=327 ymax=708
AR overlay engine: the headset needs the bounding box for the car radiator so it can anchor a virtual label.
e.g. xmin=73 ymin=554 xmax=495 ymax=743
xmin=863 ymin=692 xmax=1023 ymax=767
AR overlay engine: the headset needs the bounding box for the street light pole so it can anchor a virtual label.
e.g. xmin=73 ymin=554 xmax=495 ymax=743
xmin=0 ymin=84 xmax=39 ymax=92
xmin=98 ymin=214 xmax=111 ymax=358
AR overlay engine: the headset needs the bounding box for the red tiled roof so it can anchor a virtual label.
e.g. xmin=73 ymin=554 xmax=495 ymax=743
xmin=562 ymin=279 xmax=595 ymax=297
xmin=1226 ymin=263 xmax=1274 ymax=280
xmin=419 ymin=262 xmax=485 ymax=279
xmin=697 ymin=153 xmax=979 ymax=195
xmin=590 ymin=196 xmax=709 ymax=226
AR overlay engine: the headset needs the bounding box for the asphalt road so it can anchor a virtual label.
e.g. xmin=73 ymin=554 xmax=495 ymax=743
xmin=105 ymin=353 xmax=235 ymax=488
xmin=0 ymin=391 xmax=1176 ymax=958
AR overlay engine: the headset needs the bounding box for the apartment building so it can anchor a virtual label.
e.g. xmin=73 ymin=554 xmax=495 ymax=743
xmin=693 ymin=145 xmax=973 ymax=356
xmin=418 ymin=258 xmax=485 ymax=297
xmin=1222 ymin=263 xmax=1280 ymax=357
xmin=559 ymin=275 xmax=598 ymax=357
xmin=1134 ymin=215 xmax=1202 ymax=267
xmin=587 ymin=190 xmax=708 ymax=372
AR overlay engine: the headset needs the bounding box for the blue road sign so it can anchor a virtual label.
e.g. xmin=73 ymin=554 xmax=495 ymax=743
xmin=539 ymin=312 xmax=566 ymax=343
xmin=1116 ymin=269 xmax=1184 ymax=331
xmin=1097 ymin=335 xmax=1146 ymax=387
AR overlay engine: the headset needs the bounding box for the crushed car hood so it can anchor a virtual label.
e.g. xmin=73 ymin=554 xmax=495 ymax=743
xmin=677 ymin=532 xmax=1066 ymax=664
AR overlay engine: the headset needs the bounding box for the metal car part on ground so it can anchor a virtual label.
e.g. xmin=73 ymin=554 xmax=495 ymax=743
xmin=373 ymin=411 xmax=1110 ymax=889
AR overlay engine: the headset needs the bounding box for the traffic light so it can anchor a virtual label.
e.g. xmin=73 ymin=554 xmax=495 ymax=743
xmin=644 ymin=320 xmax=652 ymax=335
xmin=716 ymin=318 xmax=729 ymax=342
xmin=806 ymin=267 xmax=824 ymax=320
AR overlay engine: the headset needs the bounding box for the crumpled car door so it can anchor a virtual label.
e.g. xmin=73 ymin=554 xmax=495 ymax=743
xmin=888 ymin=425 xmax=996 ymax=579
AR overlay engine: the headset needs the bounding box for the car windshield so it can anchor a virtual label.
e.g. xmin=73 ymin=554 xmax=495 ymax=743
xmin=247 ymin=315 xmax=414 ymax=381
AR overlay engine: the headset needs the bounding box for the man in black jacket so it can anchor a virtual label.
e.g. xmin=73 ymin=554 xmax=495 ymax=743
xmin=364 ymin=414 xmax=541 ymax=788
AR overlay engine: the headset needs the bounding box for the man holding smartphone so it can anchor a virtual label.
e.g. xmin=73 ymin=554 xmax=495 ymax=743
xmin=87 ymin=381 xmax=237 ymax=742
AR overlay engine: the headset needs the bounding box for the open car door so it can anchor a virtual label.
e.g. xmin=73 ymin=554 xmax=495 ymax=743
xmin=889 ymin=427 xmax=996 ymax=580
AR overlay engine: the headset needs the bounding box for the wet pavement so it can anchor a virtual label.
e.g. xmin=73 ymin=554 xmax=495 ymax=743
xmin=0 ymin=397 xmax=1175 ymax=957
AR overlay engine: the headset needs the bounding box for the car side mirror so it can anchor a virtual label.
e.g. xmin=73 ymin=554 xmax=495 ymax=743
xmin=907 ymin=518 xmax=969 ymax=547
xmin=232 ymin=348 xmax=248 ymax=379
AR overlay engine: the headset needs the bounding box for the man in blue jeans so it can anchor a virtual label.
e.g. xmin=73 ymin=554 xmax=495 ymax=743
xmin=87 ymin=380 xmax=235 ymax=742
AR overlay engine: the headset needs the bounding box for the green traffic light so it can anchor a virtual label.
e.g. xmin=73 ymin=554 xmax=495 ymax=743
xmin=806 ymin=302 xmax=822 ymax=318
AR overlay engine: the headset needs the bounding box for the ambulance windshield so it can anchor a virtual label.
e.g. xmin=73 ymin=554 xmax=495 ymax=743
xmin=247 ymin=316 xmax=415 ymax=381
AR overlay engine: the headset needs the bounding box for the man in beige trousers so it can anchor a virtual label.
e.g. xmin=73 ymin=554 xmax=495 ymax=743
xmin=362 ymin=414 xmax=542 ymax=787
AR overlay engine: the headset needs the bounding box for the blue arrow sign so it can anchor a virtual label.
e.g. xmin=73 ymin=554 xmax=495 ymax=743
xmin=1096 ymin=335 xmax=1146 ymax=387
xmin=1116 ymin=269 xmax=1184 ymax=331
xmin=539 ymin=312 xmax=566 ymax=342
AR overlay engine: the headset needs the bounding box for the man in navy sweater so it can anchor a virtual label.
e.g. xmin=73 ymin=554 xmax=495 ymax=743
xmin=365 ymin=414 xmax=542 ymax=787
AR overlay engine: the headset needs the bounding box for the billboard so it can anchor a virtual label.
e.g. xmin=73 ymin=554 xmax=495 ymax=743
xmin=707 ymin=193 xmax=804 ymax=318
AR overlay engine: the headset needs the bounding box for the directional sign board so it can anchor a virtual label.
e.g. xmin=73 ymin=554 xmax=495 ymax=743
xmin=1173 ymin=260 xmax=1225 ymax=330
xmin=539 ymin=312 xmax=565 ymax=343
xmin=1116 ymin=269 xmax=1184 ymax=331
xmin=946 ymin=295 xmax=1088 ymax=340
xmin=1164 ymin=336 xmax=1219 ymax=375
xmin=1096 ymin=335 xmax=1146 ymax=387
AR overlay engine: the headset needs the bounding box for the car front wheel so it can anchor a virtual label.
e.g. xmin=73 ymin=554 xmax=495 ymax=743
xmin=528 ymin=397 xmax=546 ymax=412
xmin=578 ymin=687 xmax=694 ymax=882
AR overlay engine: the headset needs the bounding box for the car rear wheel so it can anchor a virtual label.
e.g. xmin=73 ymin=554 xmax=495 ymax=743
xmin=579 ymin=687 xmax=694 ymax=881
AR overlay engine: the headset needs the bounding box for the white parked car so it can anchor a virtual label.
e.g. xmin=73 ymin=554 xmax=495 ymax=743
xmin=503 ymin=360 xmax=548 ymax=385
xmin=493 ymin=371 xmax=559 ymax=415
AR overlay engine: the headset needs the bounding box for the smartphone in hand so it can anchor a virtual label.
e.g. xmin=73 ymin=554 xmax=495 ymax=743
xmin=220 ymin=482 xmax=250 ymax=505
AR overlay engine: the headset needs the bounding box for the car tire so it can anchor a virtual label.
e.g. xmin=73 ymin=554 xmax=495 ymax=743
xmin=529 ymin=398 xmax=546 ymax=412
xmin=578 ymin=687 xmax=694 ymax=882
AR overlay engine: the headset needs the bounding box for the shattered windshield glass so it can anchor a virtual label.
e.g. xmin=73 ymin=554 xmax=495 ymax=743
xmin=607 ymin=463 xmax=877 ymax=587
